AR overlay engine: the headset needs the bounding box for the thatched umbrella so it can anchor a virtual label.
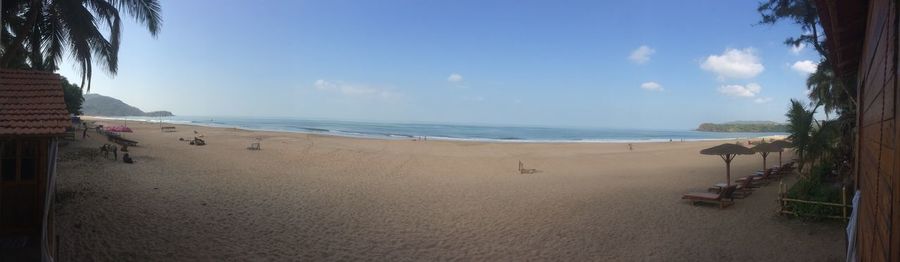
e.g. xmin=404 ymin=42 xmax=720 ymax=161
xmin=770 ymin=140 xmax=793 ymax=166
xmin=701 ymin=143 xmax=755 ymax=186
xmin=751 ymin=142 xmax=783 ymax=171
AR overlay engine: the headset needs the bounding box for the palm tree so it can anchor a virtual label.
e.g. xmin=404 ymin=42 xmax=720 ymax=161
xmin=785 ymin=99 xmax=817 ymax=174
xmin=806 ymin=57 xmax=857 ymax=118
xmin=806 ymin=119 xmax=839 ymax=172
xmin=1 ymin=0 xmax=161 ymax=91
xmin=786 ymin=98 xmax=844 ymax=177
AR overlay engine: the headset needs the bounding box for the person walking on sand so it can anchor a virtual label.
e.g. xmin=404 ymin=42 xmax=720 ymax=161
xmin=82 ymin=125 xmax=89 ymax=139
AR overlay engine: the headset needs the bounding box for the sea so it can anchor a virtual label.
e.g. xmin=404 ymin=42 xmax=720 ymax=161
xmin=92 ymin=116 xmax=785 ymax=143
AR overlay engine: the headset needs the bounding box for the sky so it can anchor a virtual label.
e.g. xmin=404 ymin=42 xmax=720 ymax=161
xmin=58 ymin=0 xmax=822 ymax=130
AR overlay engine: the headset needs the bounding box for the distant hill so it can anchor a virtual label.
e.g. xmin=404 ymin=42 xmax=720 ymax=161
xmin=82 ymin=93 xmax=174 ymax=117
xmin=696 ymin=121 xmax=787 ymax=132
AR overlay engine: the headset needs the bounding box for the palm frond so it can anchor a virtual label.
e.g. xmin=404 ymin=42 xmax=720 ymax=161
xmin=42 ymin=3 xmax=68 ymax=71
xmin=107 ymin=0 xmax=161 ymax=36
xmin=3 ymin=0 xmax=161 ymax=89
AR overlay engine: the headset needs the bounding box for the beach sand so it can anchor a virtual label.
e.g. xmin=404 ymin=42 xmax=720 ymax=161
xmin=55 ymin=118 xmax=843 ymax=261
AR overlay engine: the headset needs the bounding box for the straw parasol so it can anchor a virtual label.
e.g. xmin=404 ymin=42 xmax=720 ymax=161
xmin=701 ymin=143 xmax=755 ymax=186
xmin=751 ymin=142 xmax=783 ymax=171
xmin=770 ymin=140 xmax=793 ymax=166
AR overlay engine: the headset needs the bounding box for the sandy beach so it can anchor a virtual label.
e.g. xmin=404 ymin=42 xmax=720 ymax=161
xmin=54 ymin=118 xmax=844 ymax=261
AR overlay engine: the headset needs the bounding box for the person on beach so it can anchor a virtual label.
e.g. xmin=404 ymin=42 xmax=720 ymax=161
xmin=628 ymin=143 xmax=633 ymax=151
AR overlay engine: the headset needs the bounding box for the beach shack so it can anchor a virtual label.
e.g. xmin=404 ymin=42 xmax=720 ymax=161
xmin=0 ymin=69 xmax=68 ymax=261
xmin=817 ymin=0 xmax=900 ymax=260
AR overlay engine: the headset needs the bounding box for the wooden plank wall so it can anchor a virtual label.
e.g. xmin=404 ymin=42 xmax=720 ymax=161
xmin=856 ymin=0 xmax=899 ymax=260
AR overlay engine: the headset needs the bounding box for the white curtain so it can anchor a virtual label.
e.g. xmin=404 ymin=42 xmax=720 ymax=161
xmin=845 ymin=190 xmax=860 ymax=262
xmin=41 ymin=138 xmax=59 ymax=262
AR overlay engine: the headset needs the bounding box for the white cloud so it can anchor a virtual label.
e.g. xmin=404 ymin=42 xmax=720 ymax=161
xmin=628 ymin=45 xmax=655 ymax=64
xmin=718 ymin=83 xmax=762 ymax=97
xmin=754 ymin=97 xmax=773 ymax=103
xmin=447 ymin=73 xmax=463 ymax=83
xmin=640 ymin=81 xmax=663 ymax=91
xmin=790 ymin=44 xmax=805 ymax=55
xmin=701 ymin=48 xmax=765 ymax=79
xmin=791 ymin=60 xmax=818 ymax=74
xmin=314 ymin=79 xmax=399 ymax=98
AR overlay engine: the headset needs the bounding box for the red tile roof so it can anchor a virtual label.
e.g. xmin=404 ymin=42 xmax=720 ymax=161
xmin=0 ymin=69 xmax=70 ymax=136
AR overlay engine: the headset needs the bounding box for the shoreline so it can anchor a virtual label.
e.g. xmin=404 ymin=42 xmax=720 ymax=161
xmin=83 ymin=115 xmax=787 ymax=144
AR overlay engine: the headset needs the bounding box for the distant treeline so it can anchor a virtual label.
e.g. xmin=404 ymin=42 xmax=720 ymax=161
xmin=696 ymin=121 xmax=788 ymax=132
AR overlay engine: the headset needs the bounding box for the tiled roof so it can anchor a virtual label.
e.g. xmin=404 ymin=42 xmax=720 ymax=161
xmin=0 ymin=69 xmax=70 ymax=136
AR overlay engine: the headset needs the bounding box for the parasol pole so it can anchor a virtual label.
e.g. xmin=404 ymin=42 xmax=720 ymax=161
xmin=726 ymin=154 xmax=732 ymax=186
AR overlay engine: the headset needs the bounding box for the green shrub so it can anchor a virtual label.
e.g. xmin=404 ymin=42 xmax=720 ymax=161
xmin=785 ymin=162 xmax=844 ymax=221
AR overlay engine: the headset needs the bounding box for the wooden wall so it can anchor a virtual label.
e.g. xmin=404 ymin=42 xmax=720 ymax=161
xmin=856 ymin=0 xmax=900 ymax=260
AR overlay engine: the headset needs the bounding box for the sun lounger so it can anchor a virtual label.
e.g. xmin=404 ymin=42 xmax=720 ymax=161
xmin=760 ymin=167 xmax=783 ymax=178
xmin=737 ymin=169 xmax=776 ymax=186
xmin=518 ymin=161 xmax=537 ymax=174
xmin=161 ymin=126 xmax=177 ymax=132
xmin=683 ymin=185 xmax=737 ymax=208
xmin=190 ymin=137 xmax=206 ymax=146
xmin=778 ymin=162 xmax=795 ymax=175
xmin=247 ymin=142 xmax=260 ymax=150
xmin=708 ymin=178 xmax=755 ymax=198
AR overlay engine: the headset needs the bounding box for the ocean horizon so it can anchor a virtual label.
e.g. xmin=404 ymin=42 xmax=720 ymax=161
xmin=88 ymin=115 xmax=786 ymax=143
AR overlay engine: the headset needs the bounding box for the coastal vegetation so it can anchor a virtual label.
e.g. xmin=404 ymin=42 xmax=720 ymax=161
xmin=784 ymin=159 xmax=844 ymax=221
xmin=62 ymin=77 xmax=84 ymax=115
xmin=759 ymin=0 xmax=854 ymax=220
xmin=83 ymin=93 xmax=173 ymax=117
xmin=696 ymin=121 xmax=787 ymax=132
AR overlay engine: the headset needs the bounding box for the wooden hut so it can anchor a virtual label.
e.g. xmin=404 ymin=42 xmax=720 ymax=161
xmin=0 ymin=69 xmax=68 ymax=261
xmin=816 ymin=0 xmax=899 ymax=260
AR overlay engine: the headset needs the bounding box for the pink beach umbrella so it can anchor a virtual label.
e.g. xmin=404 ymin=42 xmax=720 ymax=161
xmin=105 ymin=125 xmax=133 ymax=133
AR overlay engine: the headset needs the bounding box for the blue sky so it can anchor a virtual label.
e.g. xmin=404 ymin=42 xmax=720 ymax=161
xmin=59 ymin=0 xmax=821 ymax=129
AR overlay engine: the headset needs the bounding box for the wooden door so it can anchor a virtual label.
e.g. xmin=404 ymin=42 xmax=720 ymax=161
xmin=0 ymin=139 xmax=47 ymax=234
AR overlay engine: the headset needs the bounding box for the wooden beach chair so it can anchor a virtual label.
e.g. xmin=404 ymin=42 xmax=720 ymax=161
xmin=737 ymin=169 xmax=775 ymax=186
xmin=682 ymin=185 xmax=737 ymax=209
xmin=518 ymin=161 xmax=536 ymax=174
xmin=247 ymin=142 xmax=260 ymax=150
xmin=708 ymin=178 xmax=755 ymax=199
xmin=778 ymin=162 xmax=795 ymax=175
xmin=753 ymin=167 xmax=780 ymax=179
xmin=190 ymin=137 xmax=206 ymax=146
